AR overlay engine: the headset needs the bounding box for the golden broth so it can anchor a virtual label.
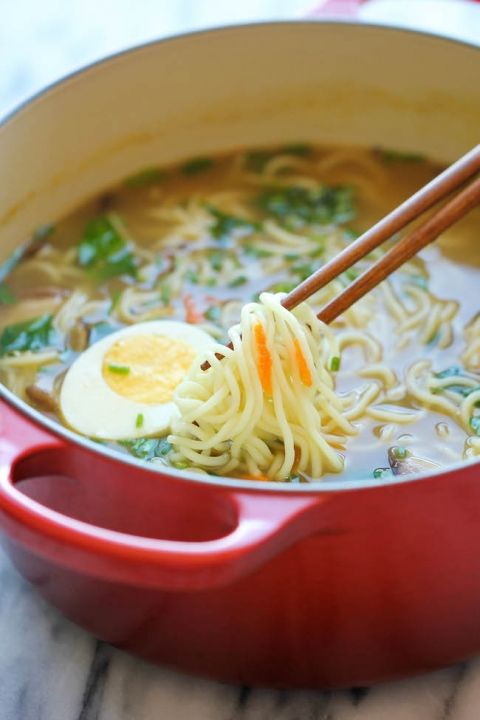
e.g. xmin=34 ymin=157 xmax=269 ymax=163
xmin=0 ymin=144 xmax=478 ymax=481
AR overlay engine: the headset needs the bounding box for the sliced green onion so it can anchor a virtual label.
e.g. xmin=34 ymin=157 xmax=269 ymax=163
xmin=109 ymin=290 xmax=122 ymax=314
xmin=107 ymin=363 xmax=130 ymax=375
xmin=329 ymin=356 xmax=341 ymax=372
xmin=208 ymin=250 xmax=224 ymax=271
xmin=292 ymin=263 xmax=315 ymax=281
xmin=343 ymin=228 xmax=360 ymax=242
xmin=373 ymin=467 xmax=392 ymax=479
xmin=268 ymin=282 xmax=296 ymax=294
xmin=172 ymin=460 xmax=190 ymax=469
xmin=309 ymin=247 xmax=324 ymax=259
xmin=344 ymin=267 xmax=359 ymax=282
xmin=228 ymin=276 xmax=247 ymax=288
xmin=184 ymin=269 xmax=199 ymax=284
xmin=470 ymin=417 xmax=480 ymax=436
xmin=159 ymin=284 xmax=171 ymax=305
xmin=135 ymin=413 xmax=144 ymax=429
xmin=124 ymin=167 xmax=167 ymax=187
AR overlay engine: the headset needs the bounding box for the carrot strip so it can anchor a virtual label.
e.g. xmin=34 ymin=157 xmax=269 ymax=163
xmin=253 ymin=322 xmax=272 ymax=395
xmin=293 ymin=339 xmax=313 ymax=387
xmin=183 ymin=294 xmax=204 ymax=324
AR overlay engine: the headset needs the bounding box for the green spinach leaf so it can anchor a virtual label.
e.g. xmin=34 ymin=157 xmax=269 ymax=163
xmin=208 ymin=207 xmax=258 ymax=243
xmin=120 ymin=437 xmax=172 ymax=461
xmin=257 ymin=185 xmax=355 ymax=228
xmin=433 ymin=366 xmax=480 ymax=403
xmin=181 ymin=157 xmax=213 ymax=175
xmin=0 ymin=314 xmax=55 ymax=356
xmin=204 ymin=305 xmax=222 ymax=323
xmin=470 ymin=417 xmax=480 ymax=436
xmin=77 ymin=215 xmax=137 ymax=282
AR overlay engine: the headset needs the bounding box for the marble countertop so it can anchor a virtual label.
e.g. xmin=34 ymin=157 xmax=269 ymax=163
xmin=2 ymin=549 xmax=480 ymax=720
xmin=1 ymin=1 xmax=479 ymax=718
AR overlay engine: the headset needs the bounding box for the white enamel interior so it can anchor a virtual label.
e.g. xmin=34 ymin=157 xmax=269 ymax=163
xmin=0 ymin=22 xmax=478 ymax=263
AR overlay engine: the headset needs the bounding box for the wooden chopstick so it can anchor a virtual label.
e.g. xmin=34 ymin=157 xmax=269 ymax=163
xmin=201 ymin=146 xmax=479 ymax=371
xmin=317 ymin=174 xmax=480 ymax=324
xmin=282 ymin=144 xmax=480 ymax=312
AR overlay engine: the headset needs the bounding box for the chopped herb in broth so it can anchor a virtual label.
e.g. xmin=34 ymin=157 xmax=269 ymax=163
xmin=33 ymin=223 xmax=56 ymax=242
xmin=329 ymin=356 xmax=341 ymax=372
xmin=376 ymin=147 xmax=426 ymax=164
xmin=268 ymin=282 xmax=297 ymax=294
xmin=204 ymin=305 xmax=222 ymax=323
xmin=207 ymin=207 xmax=258 ymax=243
xmin=120 ymin=436 xmax=172 ymax=461
xmin=0 ymin=143 xmax=478 ymax=481
xmin=245 ymin=150 xmax=277 ymax=173
xmin=373 ymin=467 xmax=393 ymax=479
xmin=106 ymin=363 xmax=130 ymax=375
xmin=245 ymin=143 xmax=312 ymax=172
xmin=0 ymin=223 xmax=56 ymax=284
xmin=470 ymin=418 xmax=480 ymax=435
xmin=282 ymin=143 xmax=312 ymax=156
xmin=0 ymin=314 xmax=56 ymax=356
xmin=0 ymin=284 xmax=16 ymax=305
xmin=124 ymin=167 xmax=167 ymax=187
xmin=257 ymin=185 xmax=355 ymax=228
xmin=77 ymin=215 xmax=137 ymax=281
xmin=181 ymin=156 xmax=213 ymax=175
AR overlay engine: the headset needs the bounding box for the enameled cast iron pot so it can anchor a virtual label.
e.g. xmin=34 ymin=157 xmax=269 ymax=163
xmin=0 ymin=16 xmax=479 ymax=689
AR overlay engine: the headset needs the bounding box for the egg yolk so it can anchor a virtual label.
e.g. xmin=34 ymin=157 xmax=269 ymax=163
xmin=102 ymin=334 xmax=197 ymax=404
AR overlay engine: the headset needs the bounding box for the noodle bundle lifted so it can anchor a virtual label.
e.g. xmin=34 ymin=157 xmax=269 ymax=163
xmin=169 ymin=293 xmax=356 ymax=480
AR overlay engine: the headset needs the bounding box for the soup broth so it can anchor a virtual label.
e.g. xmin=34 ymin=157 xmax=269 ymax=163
xmin=0 ymin=144 xmax=479 ymax=482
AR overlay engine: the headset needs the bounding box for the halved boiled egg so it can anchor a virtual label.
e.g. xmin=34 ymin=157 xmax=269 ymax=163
xmin=60 ymin=320 xmax=214 ymax=440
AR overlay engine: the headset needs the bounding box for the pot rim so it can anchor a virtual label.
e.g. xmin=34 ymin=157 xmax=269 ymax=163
xmin=0 ymin=18 xmax=479 ymax=495
xmin=1 ymin=18 xmax=479 ymax=127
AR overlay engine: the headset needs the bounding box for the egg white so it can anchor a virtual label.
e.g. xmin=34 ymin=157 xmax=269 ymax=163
xmin=59 ymin=320 xmax=214 ymax=440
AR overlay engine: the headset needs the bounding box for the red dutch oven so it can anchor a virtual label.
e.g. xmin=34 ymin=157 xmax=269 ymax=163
xmin=0 ymin=2 xmax=479 ymax=688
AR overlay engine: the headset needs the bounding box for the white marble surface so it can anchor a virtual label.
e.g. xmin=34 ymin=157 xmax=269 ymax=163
xmin=1 ymin=1 xmax=480 ymax=718
xmin=2 ymin=549 xmax=480 ymax=720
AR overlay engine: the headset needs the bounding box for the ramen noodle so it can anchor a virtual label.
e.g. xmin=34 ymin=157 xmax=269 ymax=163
xmin=0 ymin=144 xmax=478 ymax=482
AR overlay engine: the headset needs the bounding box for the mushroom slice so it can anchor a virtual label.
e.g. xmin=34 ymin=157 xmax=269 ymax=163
xmin=388 ymin=446 xmax=440 ymax=476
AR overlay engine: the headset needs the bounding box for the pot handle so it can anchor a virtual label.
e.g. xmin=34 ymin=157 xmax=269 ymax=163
xmin=308 ymin=0 xmax=367 ymax=18
xmin=309 ymin=0 xmax=480 ymax=18
xmin=0 ymin=402 xmax=326 ymax=591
